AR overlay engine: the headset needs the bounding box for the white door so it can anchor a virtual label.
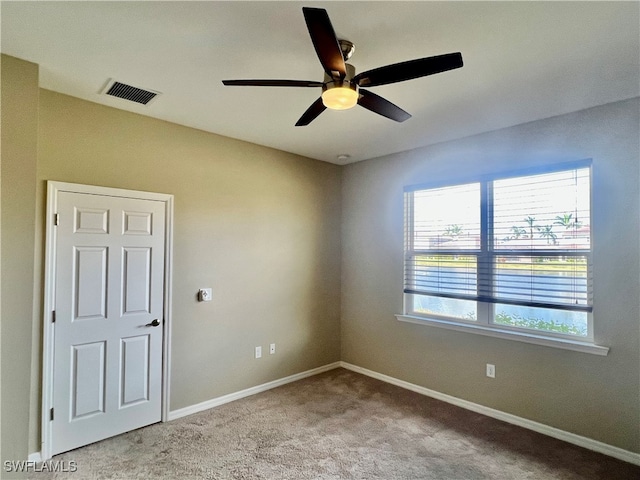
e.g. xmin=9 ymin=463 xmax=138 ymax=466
xmin=51 ymin=191 xmax=166 ymax=455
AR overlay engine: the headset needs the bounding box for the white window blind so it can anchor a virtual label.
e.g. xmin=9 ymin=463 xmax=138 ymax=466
xmin=404 ymin=162 xmax=592 ymax=313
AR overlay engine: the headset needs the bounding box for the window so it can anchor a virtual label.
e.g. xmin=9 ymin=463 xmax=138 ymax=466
xmin=403 ymin=161 xmax=593 ymax=341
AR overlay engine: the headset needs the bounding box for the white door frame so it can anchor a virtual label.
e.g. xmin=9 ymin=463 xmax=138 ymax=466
xmin=40 ymin=181 xmax=174 ymax=461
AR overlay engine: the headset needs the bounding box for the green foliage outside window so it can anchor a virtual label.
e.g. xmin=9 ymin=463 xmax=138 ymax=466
xmin=463 ymin=311 xmax=586 ymax=336
xmin=494 ymin=312 xmax=586 ymax=336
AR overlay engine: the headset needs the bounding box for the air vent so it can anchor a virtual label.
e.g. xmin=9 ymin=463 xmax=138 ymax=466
xmin=101 ymin=80 xmax=160 ymax=105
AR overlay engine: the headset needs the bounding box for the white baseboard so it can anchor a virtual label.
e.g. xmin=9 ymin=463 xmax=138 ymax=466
xmin=339 ymin=361 xmax=640 ymax=467
xmin=28 ymin=452 xmax=42 ymax=462
xmin=168 ymin=362 xmax=342 ymax=421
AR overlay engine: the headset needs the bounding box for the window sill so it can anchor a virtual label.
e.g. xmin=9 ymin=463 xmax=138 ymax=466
xmin=395 ymin=314 xmax=609 ymax=356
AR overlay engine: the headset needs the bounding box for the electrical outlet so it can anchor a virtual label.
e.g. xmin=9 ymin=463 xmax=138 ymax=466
xmin=486 ymin=364 xmax=496 ymax=378
xmin=269 ymin=343 xmax=276 ymax=354
xmin=255 ymin=346 xmax=262 ymax=359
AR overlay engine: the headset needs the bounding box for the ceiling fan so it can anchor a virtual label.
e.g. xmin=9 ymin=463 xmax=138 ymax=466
xmin=222 ymin=7 xmax=463 ymax=126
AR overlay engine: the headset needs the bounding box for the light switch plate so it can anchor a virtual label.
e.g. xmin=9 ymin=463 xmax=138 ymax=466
xmin=198 ymin=288 xmax=212 ymax=302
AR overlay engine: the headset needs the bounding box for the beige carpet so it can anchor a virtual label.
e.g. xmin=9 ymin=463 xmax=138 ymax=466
xmin=32 ymin=368 xmax=640 ymax=479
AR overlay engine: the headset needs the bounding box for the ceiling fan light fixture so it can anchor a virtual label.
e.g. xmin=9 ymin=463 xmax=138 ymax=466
xmin=222 ymin=7 xmax=464 ymax=125
xmin=322 ymin=85 xmax=358 ymax=110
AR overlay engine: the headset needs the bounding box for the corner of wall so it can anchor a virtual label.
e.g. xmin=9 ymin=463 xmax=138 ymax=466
xmin=1 ymin=54 xmax=40 ymax=464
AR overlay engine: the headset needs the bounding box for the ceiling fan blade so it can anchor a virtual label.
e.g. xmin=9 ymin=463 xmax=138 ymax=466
xmin=302 ymin=7 xmax=346 ymax=78
xmin=222 ymin=79 xmax=324 ymax=87
xmin=358 ymin=89 xmax=411 ymax=122
xmin=354 ymin=52 xmax=463 ymax=87
xmin=295 ymin=97 xmax=327 ymax=126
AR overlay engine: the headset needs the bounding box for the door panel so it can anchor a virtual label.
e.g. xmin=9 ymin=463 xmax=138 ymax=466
xmin=74 ymin=247 xmax=108 ymax=320
xmin=74 ymin=207 xmax=109 ymax=234
xmin=123 ymin=211 xmax=152 ymax=235
xmin=120 ymin=335 xmax=150 ymax=406
xmin=122 ymin=247 xmax=151 ymax=315
xmin=71 ymin=342 xmax=106 ymax=419
xmin=52 ymin=191 xmax=165 ymax=455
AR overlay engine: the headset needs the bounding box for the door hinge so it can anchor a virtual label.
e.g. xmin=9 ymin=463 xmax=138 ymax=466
xmin=50 ymin=408 xmax=54 ymax=421
xmin=52 ymin=310 xmax=56 ymax=323
xmin=54 ymin=213 xmax=59 ymax=226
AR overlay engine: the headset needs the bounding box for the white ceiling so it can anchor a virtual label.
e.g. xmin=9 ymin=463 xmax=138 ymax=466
xmin=2 ymin=1 xmax=638 ymax=164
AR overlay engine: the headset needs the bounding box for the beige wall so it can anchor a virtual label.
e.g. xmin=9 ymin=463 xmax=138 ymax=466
xmin=341 ymin=97 xmax=640 ymax=453
xmin=1 ymin=55 xmax=39 ymax=466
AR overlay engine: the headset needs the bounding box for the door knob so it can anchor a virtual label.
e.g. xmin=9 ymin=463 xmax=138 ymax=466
xmin=145 ymin=319 xmax=160 ymax=327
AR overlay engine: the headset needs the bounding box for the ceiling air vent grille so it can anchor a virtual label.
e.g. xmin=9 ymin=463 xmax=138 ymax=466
xmin=103 ymin=80 xmax=160 ymax=105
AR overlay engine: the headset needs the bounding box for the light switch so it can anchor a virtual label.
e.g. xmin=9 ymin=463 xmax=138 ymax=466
xmin=198 ymin=288 xmax=212 ymax=302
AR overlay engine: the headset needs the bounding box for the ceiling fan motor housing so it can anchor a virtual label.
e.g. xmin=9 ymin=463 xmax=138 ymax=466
xmin=339 ymin=39 xmax=355 ymax=61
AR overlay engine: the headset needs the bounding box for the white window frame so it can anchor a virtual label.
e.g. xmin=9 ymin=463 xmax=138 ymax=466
xmin=398 ymin=161 xmax=609 ymax=356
